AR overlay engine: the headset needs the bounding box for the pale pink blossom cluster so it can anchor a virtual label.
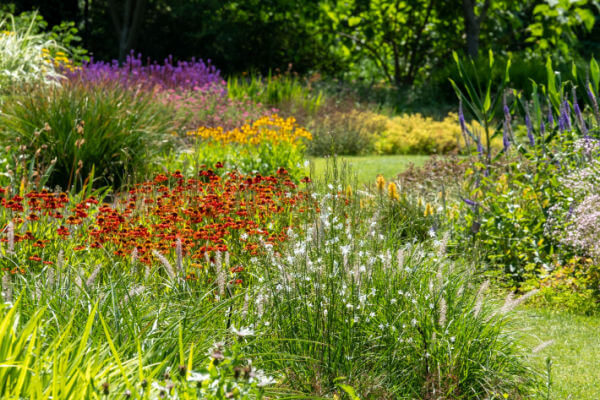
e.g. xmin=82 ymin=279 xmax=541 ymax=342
xmin=548 ymin=195 xmax=600 ymax=261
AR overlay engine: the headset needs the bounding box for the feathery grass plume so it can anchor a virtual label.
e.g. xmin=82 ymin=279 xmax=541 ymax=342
xmin=86 ymin=265 xmax=102 ymax=287
xmin=45 ymin=265 xmax=55 ymax=290
xmin=131 ymin=247 xmax=138 ymax=264
xmin=384 ymin=249 xmax=392 ymax=271
xmin=2 ymin=273 xmax=12 ymax=303
xmin=242 ymin=291 xmax=250 ymax=319
xmin=500 ymin=292 xmax=515 ymax=314
xmin=215 ymin=251 xmax=225 ymax=298
xmin=56 ymin=249 xmax=64 ymax=270
xmin=436 ymin=232 xmax=449 ymax=258
xmin=152 ymin=249 xmax=176 ymax=280
xmin=532 ymin=340 xmax=554 ymax=355
xmin=73 ymin=268 xmax=83 ymax=294
xmin=121 ymin=285 xmax=146 ymax=307
xmin=256 ymin=293 xmax=265 ymax=318
xmin=396 ymin=248 xmax=405 ymax=270
xmin=175 ymin=238 xmax=183 ymax=274
xmin=502 ymin=289 xmax=539 ymax=314
xmin=438 ymin=293 xmax=447 ymax=327
xmin=6 ymin=221 xmax=14 ymax=254
xmin=473 ymin=280 xmax=490 ymax=317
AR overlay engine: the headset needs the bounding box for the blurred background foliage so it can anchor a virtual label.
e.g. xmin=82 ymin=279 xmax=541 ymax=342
xmin=2 ymin=0 xmax=599 ymax=103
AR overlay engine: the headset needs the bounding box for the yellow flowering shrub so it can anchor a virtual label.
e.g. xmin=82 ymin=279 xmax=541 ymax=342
xmin=374 ymin=112 xmax=502 ymax=155
xmin=187 ymin=114 xmax=312 ymax=146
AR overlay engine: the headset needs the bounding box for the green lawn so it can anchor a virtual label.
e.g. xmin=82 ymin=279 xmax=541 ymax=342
xmin=521 ymin=309 xmax=600 ymax=399
xmin=309 ymin=155 xmax=429 ymax=185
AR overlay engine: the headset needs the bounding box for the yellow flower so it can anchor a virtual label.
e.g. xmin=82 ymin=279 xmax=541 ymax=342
xmin=376 ymin=174 xmax=385 ymax=193
xmin=424 ymin=203 xmax=434 ymax=217
xmin=186 ymin=114 xmax=312 ymax=146
xmin=388 ymin=182 xmax=399 ymax=201
xmin=345 ymin=184 xmax=352 ymax=197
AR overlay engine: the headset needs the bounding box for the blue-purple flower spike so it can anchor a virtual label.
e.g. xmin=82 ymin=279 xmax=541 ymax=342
xmin=561 ymin=99 xmax=572 ymax=131
xmin=574 ymin=101 xmax=589 ymax=137
xmin=525 ymin=113 xmax=535 ymax=146
xmin=547 ymin=107 xmax=554 ymax=129
xmin=458 ymin=100 xmax=467 ymax=133
xmin=540 ymin=121 xmax=545 ymax=137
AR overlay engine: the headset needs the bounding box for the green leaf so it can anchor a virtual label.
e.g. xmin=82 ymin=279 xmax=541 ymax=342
xmin=337 ymin=383 xmax=361 ymax=399
xmin=590 ymin=57 xmax=599 ymax=93
xmin=348 ymin=16 xmax=361 ymax=27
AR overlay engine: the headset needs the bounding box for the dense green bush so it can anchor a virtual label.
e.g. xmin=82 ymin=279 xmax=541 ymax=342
xmin=0 ymin=82 xmax=174 ymax=190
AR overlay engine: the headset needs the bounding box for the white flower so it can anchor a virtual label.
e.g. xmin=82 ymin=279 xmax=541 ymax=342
xmin=231 ymin=325 xmax=254 ymax=337
xmin=240 ymin=232 xmax=248 ymax=240
xmin=188 ymin=371 xmax=210 ymax=382
xmin=411 ymin=318 xmax=418 ymax=326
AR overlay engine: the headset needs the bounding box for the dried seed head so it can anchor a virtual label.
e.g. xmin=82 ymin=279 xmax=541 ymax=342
xmin=152 ymin=250 xmax=176 ymax=281
xmin=6 ymin=221 xmax=14 ymax=255
xmin=532 ymin=340 xmax=554 ymax=354
xmin=473 ymin=280 xmax=490 ymax=317
xmin=85 ymin=265 xmax=102 ymax=287
xmin=175 ymin=238 xmax=183 ymax=273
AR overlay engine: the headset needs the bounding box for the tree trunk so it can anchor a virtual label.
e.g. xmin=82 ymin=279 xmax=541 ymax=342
xmin=462 ymin=0 xmax=490 ymax=58
xmin=108 ymin=0 xmax=147 ymax=63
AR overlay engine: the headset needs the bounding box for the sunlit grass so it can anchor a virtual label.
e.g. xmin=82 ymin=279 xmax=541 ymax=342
xmin=520 ymin=308 xmax=600 ymax=399
xmin=309 ymin=154 xmax=429 ymax=185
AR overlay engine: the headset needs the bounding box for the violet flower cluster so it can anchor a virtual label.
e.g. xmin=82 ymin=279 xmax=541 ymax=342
xmin=63 ymin=51 xmax=225 ymax=93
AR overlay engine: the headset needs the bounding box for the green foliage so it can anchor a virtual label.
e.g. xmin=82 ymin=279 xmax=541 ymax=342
xmin=527 ymin=0 xmax=597 ymax=59
xmin=227 ymin=72 xmax=324 ymax=117
xmin=307 ymin=110 xmax=386 ymax=156
xmin=0 ymin=82 xmax=175 ymax=190
xmin=166 ymin=141 xmax=308 ymax=181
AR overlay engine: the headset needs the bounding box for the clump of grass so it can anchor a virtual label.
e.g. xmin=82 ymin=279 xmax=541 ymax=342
xmin=241 ymin=163 xmax=537 ymax=398
xmin=0 ymin=12 xmax=63 ymax=93
xmin=0 ymin=81 xmax=175 ymax=190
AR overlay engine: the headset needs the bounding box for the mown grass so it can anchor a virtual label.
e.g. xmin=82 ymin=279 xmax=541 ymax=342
xmin=521 ymin=308 xmax=600 ymax=400
xmin=309 ymin=155 xmax=429 ymax=185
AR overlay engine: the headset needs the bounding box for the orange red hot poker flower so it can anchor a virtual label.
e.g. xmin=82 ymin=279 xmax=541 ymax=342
xmin=0 ymin=166 xmax=313 ymax=282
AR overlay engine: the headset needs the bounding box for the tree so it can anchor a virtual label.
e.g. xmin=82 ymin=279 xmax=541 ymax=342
xmin=107 ymin=0 xmax=146 ymax=62
xmin=323 ymin=0 xmax=444 ymax=86
xmin=462 ymin=0 xmax=491 ymax=58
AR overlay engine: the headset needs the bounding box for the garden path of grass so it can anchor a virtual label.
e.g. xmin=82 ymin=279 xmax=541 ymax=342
xmin=309 ymin=154 xmax=429 ymax=185
xmin=521 ymin=309 xmax=600 ymax=399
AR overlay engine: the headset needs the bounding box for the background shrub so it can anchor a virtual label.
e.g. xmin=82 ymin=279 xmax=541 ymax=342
xmin=307 ymin=110 xmax=387 ymax=156
xmin=0 ymin=81 xmax=174 ymax=190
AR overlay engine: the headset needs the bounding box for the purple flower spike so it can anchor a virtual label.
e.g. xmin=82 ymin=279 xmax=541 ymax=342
xmin=461 ymin=197 xmax=477 ymax=207
xmin=525 ymin=113 xmax=535 ymax=146
xmin=63 ymin=51 xmax=224 ymax=93
xmin=574 ymin=101 xmax=589 ymax=137
xmin=502 ymin=121 xmax=510 ymax=151
xmin=561 ymin=100 xmax=572 ymax=131
xmin=547 ymin=107 xmax=554 ymax=129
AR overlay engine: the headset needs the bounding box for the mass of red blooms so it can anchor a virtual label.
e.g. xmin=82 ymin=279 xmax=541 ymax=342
xmin=0 ymin=166 xmax=314 ymax=278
